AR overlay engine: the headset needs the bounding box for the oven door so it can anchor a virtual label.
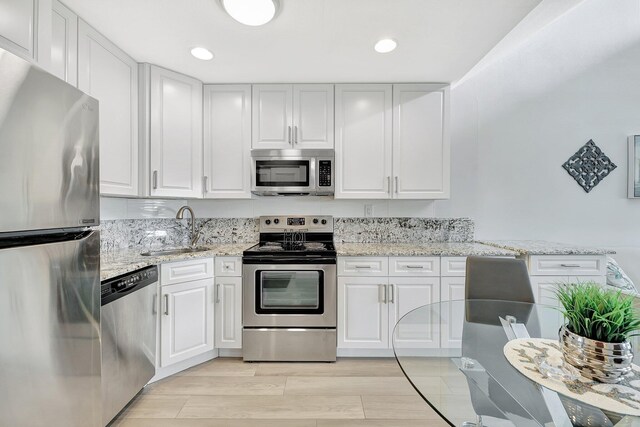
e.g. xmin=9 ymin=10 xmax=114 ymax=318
xmin=251 ymin=157 xmax=316 ymax=195
xmin=243 ymin=263 xmax=336 ymax=328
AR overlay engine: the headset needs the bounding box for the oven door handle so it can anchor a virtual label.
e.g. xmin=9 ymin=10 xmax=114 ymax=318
xmin=243 ymin=257 xmax=337 ymax=265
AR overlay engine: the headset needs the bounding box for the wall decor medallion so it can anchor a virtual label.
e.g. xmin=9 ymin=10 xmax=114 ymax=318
xmin=562 ymin=139 xmax=617 ymax=193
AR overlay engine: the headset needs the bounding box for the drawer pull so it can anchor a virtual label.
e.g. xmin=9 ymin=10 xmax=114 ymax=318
xmin=560 ymin=264 xmax=581 ymax=268
xmin=354 ymin=265 xmax=372 ymax=269
xmin=405 ymin=265 xmax=424 ymax=269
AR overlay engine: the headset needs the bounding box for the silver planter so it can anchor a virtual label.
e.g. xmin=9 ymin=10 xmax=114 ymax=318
xmin=560 ymin=325 xmax=634 ymax=383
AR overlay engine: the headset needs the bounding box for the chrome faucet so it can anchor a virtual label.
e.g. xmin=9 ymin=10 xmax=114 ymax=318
xmin=176 ymin=206 xmax=200 ymax=247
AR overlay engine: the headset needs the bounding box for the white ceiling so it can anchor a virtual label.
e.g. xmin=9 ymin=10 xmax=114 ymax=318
xmin=64 ymin=0 xmax=542 ymax=83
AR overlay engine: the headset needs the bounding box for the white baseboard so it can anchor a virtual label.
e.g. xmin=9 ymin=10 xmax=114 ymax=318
xmin=218 ymin=348 xmax=243 ymax=358
xmin=149 ymin=349 xmax=218 ymax=383
xmin=337 ymin=348 xmax=395 ymax=357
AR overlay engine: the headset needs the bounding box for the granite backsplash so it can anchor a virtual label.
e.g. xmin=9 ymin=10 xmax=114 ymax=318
xmin=100 ymin=218 xmax=259 ymax=251
xmin=100 ymin=217 xmax=474 ymax=251
xmin=334 ymin=217 xmax=474 ymax=243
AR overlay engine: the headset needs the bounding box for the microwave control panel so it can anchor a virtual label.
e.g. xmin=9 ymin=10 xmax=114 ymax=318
xmin=318 ymin=160 xmax=332 ymax=187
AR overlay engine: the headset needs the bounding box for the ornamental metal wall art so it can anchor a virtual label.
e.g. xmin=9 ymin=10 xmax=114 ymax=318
xmin=562 ymin=139 xmax=617 ymax=193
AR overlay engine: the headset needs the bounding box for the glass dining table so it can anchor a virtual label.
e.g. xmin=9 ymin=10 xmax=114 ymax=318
xmin=392 ymin=299 xmax=640 ymax=427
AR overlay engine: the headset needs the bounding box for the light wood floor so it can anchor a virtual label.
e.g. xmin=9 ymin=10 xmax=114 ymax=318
xmin=110 ymin=358 xmax=455 ymax=427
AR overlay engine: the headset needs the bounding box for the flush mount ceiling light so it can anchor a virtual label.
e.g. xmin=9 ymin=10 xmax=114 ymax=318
xmin=220 ymin=0 xmax=279 ymax=26
xmin=374 ymin=38 xmax=397 ymax=53
xmin=191 ymin=47 xmax=214 ymax=60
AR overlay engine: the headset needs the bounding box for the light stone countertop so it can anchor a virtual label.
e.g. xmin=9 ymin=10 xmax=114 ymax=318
xmin=335 ymin=242 xmax=518 ymax=257
xmin=100 ymin=243 xmax=256 ymax=281
xmin=478 ymin=240 xmax=614 ymax=256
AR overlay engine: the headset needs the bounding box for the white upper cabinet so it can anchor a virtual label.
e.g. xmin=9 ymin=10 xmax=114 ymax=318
xmin=78 ymin=20 xmax=139 ymax=197
xmin=203 ymin=85 xmax=252 ymax=199
xmin=149 ymin=66 xmax=203 ymax=198
xmin=252 ymin=84 xmax=293 ymax=149
xmin=392 ymin=84 xmax=450 ymax=199
xmin=252 ymin=84 xmax=334 ymax=149
xmin=335 ymin=84 xmax=393 ymax=199
xmin=50 ymin=0 xmax=77 ymax=85
xmin=292 ymin=84 xmax=334 ymax=149
xmin=0 ymin=0 xmax=51 ymax=66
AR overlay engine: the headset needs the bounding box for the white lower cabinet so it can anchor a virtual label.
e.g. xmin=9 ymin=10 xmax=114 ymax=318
xmin=337 ymin=264 xmax=440 ymax=350
xmin=215 ymin=276 xmax=242 ymax=349
xmin=440 ymin=277 xmax=466 ymax=348
xmin=389 ymin=277 xmax=440 ymax=349
xmin=530 ymin=275 xmax=607 ymax=307
xmin=338 ymin=276 xmax=389 ymax=349
xmin=160 ymin=259 xmax=215 ymax=368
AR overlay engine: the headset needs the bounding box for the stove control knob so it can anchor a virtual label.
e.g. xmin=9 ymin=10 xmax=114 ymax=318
xmin=265 ymin=219 xmax=271 ymax=225
xmin=313 ymin=218 xmax=319 ymax=224
xmin=321 ymin=219 xmax=327 ymax=225
xmin=273 ymin=218 xmax=280 ymax=225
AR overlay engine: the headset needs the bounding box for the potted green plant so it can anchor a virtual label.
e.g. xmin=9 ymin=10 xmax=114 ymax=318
xmin=556 ymin=282 xmax=640 ymax=383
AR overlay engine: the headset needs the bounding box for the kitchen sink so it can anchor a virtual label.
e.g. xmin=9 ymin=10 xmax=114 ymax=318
xmin=140 ymin=247 xmax=210 ymax=257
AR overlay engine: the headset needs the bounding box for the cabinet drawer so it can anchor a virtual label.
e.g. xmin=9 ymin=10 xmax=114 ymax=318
xmin=389 ymin=257 xmax=439 ymax=276
xmin=440 ymin=257 xmax=467 ymax=277
xmin=529 ymin=255 xmax=606 ymax=276
xmin=338 ymin=257 xmax=388 ymax=276
xmin=215 ymin=256 xmax=242 ymax=277
xmin=161 ymin=258 xmax=214 ymax=286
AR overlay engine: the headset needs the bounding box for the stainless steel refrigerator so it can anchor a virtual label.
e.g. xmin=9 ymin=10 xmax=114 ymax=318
xmin=0 ymin=49 xmax=101 ymax=426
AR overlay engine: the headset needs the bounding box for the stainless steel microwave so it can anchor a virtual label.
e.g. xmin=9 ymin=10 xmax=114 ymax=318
xmin=251 ymin=149 xmax=334 ymax=196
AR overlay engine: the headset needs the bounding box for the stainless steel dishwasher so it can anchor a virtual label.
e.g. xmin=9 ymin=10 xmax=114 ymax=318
xmin=101 ymin=266 xmax=158 ymax=426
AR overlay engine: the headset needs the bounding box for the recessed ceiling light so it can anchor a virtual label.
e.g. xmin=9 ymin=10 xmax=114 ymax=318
xmin=374 ymin=38 xmax=397 ymax=54
xmin=220 ymin=0 xmax=279 ymax=26
xmin=191 ymin=47 xmax=214 ymax=60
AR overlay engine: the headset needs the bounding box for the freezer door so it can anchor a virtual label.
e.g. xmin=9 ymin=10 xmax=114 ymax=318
xmin=0 ymin=49 xmax=99 ymax=233
xmin=0 ymin=230 xmax=101 ymax=427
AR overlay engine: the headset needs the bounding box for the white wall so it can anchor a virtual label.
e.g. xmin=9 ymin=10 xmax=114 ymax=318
xmin=100 ymin=197 xmax=435 ymax=220
xmin=436 ymin=0 xmax=640 ymax=249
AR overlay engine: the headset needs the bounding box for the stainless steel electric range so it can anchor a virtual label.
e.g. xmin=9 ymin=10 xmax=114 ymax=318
xmin=242 ymin=215 xmax=337 ymax=362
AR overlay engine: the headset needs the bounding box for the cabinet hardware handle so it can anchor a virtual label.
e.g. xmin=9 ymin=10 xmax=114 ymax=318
xmin=163 ymin=294 xmax=169 ymax=315
xmin=215 ymin=284 xmax=220 ymax=303
xmin=395 ymin=176 xmax=399 ymax=194
xmin=354 ymin=265 xmax=371 ymax=269
xmin=153 ymin=170 xmax=158 ymax=190
xmin=152 ymin=293 xmax=157 ymax=315
xmin=406 ymin=265 xmax=424 ymax=269
xmin=389 ymin=284 xmax=395 ymax=303
xmin=203 ymin=176 xmax=208 ymax=191
xmin=378 ymin=284 xmax=386 ymax=303
xmin=387 ymin=176 xmax=391 ymax=193
xmin=288 ymin=126 xmax=292 ymax=144
xmin=294 ymin=126 xmax=298 ymax=144
xmin=560 ymin=264 xmax=581 ymax=268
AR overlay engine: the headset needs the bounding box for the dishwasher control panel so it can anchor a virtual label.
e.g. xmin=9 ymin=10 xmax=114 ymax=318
xmin=101 ymin=266 xmax=158 ymax=305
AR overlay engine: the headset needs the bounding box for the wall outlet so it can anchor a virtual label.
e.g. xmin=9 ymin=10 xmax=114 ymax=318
xmin=364 ymin=204 xmax=374 ymax=217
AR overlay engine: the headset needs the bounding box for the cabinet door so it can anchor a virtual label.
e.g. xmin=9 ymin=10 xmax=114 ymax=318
xmin=440 ymin=277 xmax=466 ymax=348
xmin=292 ymin=84 xmax=334 ymax=149
xmin=252 ymin=84 xmax=293 ymax=149
xmin=160 ymin=279 xmax=214 ymax=367
xmin=0 ymin=0 xmax=38 ymax=61
xmin=338 ymin=277 xmax=389 ymax=349
xmin=51 ymin=0 xmax=77 ymax=85
xmin=392 ymin=84 xmax=450 ymax=199
xmin=78 ymin=20 xmax=139 ymax=196
xmin=389 ymin=277 xmax=440 ymax=349
xmin=335 ymin=84 xmax=392 ymax=199
xmin=149 ymin=66 xmax=203 ymax=198
xmin=203 ymin=85 xmax=251 ymax=199
xmin=215 ymin=277 xmax=243 ymax=349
